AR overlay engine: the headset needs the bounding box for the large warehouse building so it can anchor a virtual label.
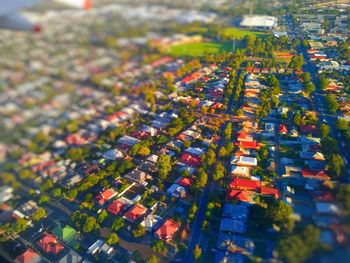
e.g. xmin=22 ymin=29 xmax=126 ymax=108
xmin=240 ymin=15 xmax=278 ymax=30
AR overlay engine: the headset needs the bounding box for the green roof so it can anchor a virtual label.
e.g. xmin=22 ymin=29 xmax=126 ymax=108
xmin=53 ymin=224 xmax=77 ymax=244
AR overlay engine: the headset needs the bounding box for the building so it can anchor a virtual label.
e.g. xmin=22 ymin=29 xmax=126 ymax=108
xmin=155 ymin=219 xmax=180 ymax=242
xmin=107 ymin=199 xmax=126 ymax=215
xmin=166 ymin=184 xmax=187 ymax=199
xmin=0 ymin=185 xmax=13 ymax=204
xmin=36 ymin=233 xmax=64 ymax=254
xmin=15 ymin=248 xmax=42 ymax=263
xmin=95 ymin=188 xmax=117 ymax=205
xmin=141 ymin=214 xmax=163 ymax=232
xmin=52 ymin=224 xmax=78 ymax=246
xmin=240 ymin=15 xmax=278 ymax=30
xmin=123 ymin=204 xmax=147 ymax=222
xmin=220 ymin=218 xmax=247 ymax=234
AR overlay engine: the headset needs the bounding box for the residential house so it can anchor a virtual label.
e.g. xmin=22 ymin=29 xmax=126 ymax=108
xmin=36 ymin=233 xmax=64 ymax=255
xmin=107 ymin=199 xmax=126 ymax=215
xmin=95 ymin=188 xmax=117 ymax=206
xmin=141 ymin=214 xmax=163 ymax=232
xmin=123 ymin=204 xmax=147 ymax=222
xmin=15 ymin=248 xmax=42 ymax=263
xmin=155 ymin=219 xmax=180 ymax=242
xmin=166 ymin=184 xmax=187 ymax=199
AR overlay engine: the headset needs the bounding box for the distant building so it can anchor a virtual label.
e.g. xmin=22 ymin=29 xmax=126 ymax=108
xmin=240 ymin=15 xmax=278 ymax=30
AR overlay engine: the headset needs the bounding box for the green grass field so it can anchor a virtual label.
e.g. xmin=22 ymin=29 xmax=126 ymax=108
xmin=166 ymin=41 xmax=233 ymax=57
xmin=220 ymin=27 xmax=269 ymax=39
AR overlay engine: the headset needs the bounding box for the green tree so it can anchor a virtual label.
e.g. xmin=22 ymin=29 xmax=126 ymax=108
xmin=112 ymin=217 xmax=125 ymax=231
xmin=223 ymin=122 xmax=232 ymax=140
xmin=202 ymin=148 xmax=216 ymax=167
xmin=337 ymin=184 xmax=350 ymax=211
xmin=51 ymin=187 xmax=62 ymax=197
xmin=15 ymin=218 xmax=29 ymax=233
xmin=278 ymin=225 xmax=320 ymax=263
xmin=336 ymin=119 xmax=348 ymax=131
xmin=157 ymin=154 xmax=172 ymax=180
xmin=107 ymin=232 xmax=119 ymax=245
xmin=32 ymin=207 xmax=46 ymax=221
xmin=304 ymin=82 xmax=315 ymax=95
xmin=194 ymin=168 xmax=208 ymax=188
xmin=213 ymin=162 xmax=226 ymax=181
xmin=193 ymin=244 xmax=202 ymax=261
xmin=38 ymin=195 xmax=49 ymax=204
xmin=325 ymin=94 xmax=339 ymax=113
xmin=66 ymin=189 xmax=78 ymax=200
xmin=146 ymin=255 xmax=159 ymax=263
xmin=327 ymin=154 xmax=345 ymax=178
xmin=132 ymin=225 xmax=146 ymax=238
xmin=318 ymin=123 xmax=330 ymax=138
xmin=83 ymin=216 xmax=99 ymax=233
xmin=40 ymin=179 xmax=53 ymax=192
xmin=97 ymin=210 xmax=108 ymax=223
xmin=218 ymin=146 xmax=227 ymax=158
xmin=151 ymin=240 xmax=168 ymax=255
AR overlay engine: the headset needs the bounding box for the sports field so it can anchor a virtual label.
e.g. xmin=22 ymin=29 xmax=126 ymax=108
xmin=220 ymin=27 xmax=268 ymax=39
xmin=166 ymin=41 xmax=233 ymax=57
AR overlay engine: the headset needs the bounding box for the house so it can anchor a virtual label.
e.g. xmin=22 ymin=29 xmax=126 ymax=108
xmin=107 ymin=199 xmax=126 ymax=215
xmin=220 ymin=218 xmax=247 ymax=234
xmin=52 ymin=224 xmax=77 ymax=246
xmin=141 ymin=214 xmax=163 ymax=232
xmin=123 ymin=204 xmax=147 ymax=222
xmin=0 ymin=185 xmax=13 ymax=203
xmin=236 ymin=132 xmax=254 ymax=142
xmin=180 ymin=147 xmax=204 ymax=166
xmin=155 ymin=219 xmax=180 ymax=242
xmin=16 ymin=248 xmax=42 ymax=263
xmin=102 ymin=149 xmax=123 ymax=161
xmin=36 ymin=233 xmax=64 ymax=254
xmin=12 ymin=200 xmax=38 ymax=219
xmin=124 ymin=169 xmax=149 ymax=186
xmin=235 ymin=156 xmax=257 ymax=167
xmin=88 ymin=240 xmax=104 ymax=255
xmin=95 ymin=188 xmax=117 ymax=205
xmin=116 ymin=135 xmax=140 ymax=150
xmin=260 ymin=186 xmax=279 ymax=199
xmin=235 ymin=141 xmax=260 ymax=150
xmin=166 ymin=184 xmax=187 ymax=199
xmin=301 ymin=168 xmax=330 ymax=180
xmin=57 ymin=249 xmax=82 ymax=263
xmin=222 ymin=204 xmax=248 ymax=220
xmin=226 ymin=189 xmax=255 ymax=203
xmin=278 ymin=124 xmax=288 ymax=134
xmin=175 ymin=177 xmax=193 ymax=188
xmin=229 ymin=178 xmax=261 ymax=191
xmin=230 ymin=165 xmax=249 ymax=177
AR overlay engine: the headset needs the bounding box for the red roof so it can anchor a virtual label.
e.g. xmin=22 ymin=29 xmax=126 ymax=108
xmin=301 ymin=168 xmax=329 ymax=180
xmin=300 ymin=125 xmax=317 ymax=135
xmin=226 ymin=189 xmax=254 ymax=202
xmin=155 ymin=219 xmax=180 ymax=242
xmin=260 ymin=186 xmax=279 ymax=199
xmin=180 ymin=153 xmax=202 ymax=167
xmin=229 ymin=178 xmax=261 ymax=191
xmin=36 ymin=233 xmax=64 ymax=254
xmin=278 ymin=124 xmax=288 ymax=134
xmin=16 ymin=249 xmax=40 ymax=263
xmin=123 ymin=204 xmax=147 ymax=222
xmin=235 ymin=141 xmax=260 ymax=149
xmin=107 ymin=199 xmax=125 ymax=215
xmin=96 ymin=188 xmax=116 ymax=205
xmin=177 ymin=177 xmax=193 ymax=188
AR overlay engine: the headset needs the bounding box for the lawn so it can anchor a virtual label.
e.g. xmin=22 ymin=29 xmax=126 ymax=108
xmin=166 ymin=41 xmax=233 ymax=57
xmin=220 ymin=27 xmax=269 ymax=39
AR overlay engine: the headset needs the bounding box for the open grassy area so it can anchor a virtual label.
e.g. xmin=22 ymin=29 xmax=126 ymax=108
xmin=220 ymin=27 xmax=269 ymax=39
xmin=165 ymin=41 xmax=233 ymax=57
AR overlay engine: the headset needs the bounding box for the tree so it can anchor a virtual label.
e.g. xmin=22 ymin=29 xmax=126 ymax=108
xmin=278 ymin=225 xmax=320 ymax=263
xmin=319 ymin=75 xmax=329 ymax=90
xmin=325 ymin=94 xmax=339 ymax=113
xmin=194 ymin=168 xmax=208 ymax=188
xmin=66 ymin=189 xmax=78 ymax=200
xmin=218 ymin=146 xmax=227 ymax=158
xmin=202 ymin=148 xmax=216 ymax=167
xmin=223 ymin=122 xmax=232 ymax=140
xmin=83 ymin=216 xmax=99 ymax=233
xmin=112 ymin=217 xmax=125 ymax=231
xmin=189 ymin=203 xmax=198 ymax=220
xmin=107 ymin=232 xmax=119 ymax=245
xmin=304 ymin=82 xmax=315 ymax=95
xmin=138 ymin=146 xmax=151 ymax=156
xmin=157 ymin=154 xmax=172 ymax=180
xmin=193 ymin=244 xmax=202 ymax=261
xmin=132 ymin=225 xmax=146 ymax=238
xmin=38 ymin=195 xmax=49 ymax=204
xmin=32 ymin=207 xmax=46 ymax=221
xmin=293 ymin=112 xmax=302 ymax=126
xmin=321 ymin=136 xmax=339 ymax=155
xmin=151 ymin=240 xmax=168 ymax=255
xmin=15 ymin=218 xmax=28 ymax=233
xmin=337 ymin=184 xmax=350 ymax=211
xmin=146 ymin=255 xmax=159 ymax=263
xmin=336 ymin=118 xmax=348 ymax=131
xmin=40 ymin=179 xmax=53 ymax=192
xmin=267 ymin=200 xmax=294 ymax=232
xmin=327 ymin=154 xmax=344 ymax=178
xmin=318 ymin=123 xmax=330 ymax=138
xmin=213 ymin=162 xmax=226 ymax=181
xmin=51 ymin=187 xmax=62 ymax=197
xmin=97 ymin=210 xmax=108 ymax=223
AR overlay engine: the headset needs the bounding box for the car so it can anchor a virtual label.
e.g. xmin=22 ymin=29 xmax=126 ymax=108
xmin=322 ymin=119 xmax=327 ymax=123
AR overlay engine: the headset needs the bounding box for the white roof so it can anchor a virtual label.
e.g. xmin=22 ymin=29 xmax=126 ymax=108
xmin=240 ymin=15 xmax=277 ymax=28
